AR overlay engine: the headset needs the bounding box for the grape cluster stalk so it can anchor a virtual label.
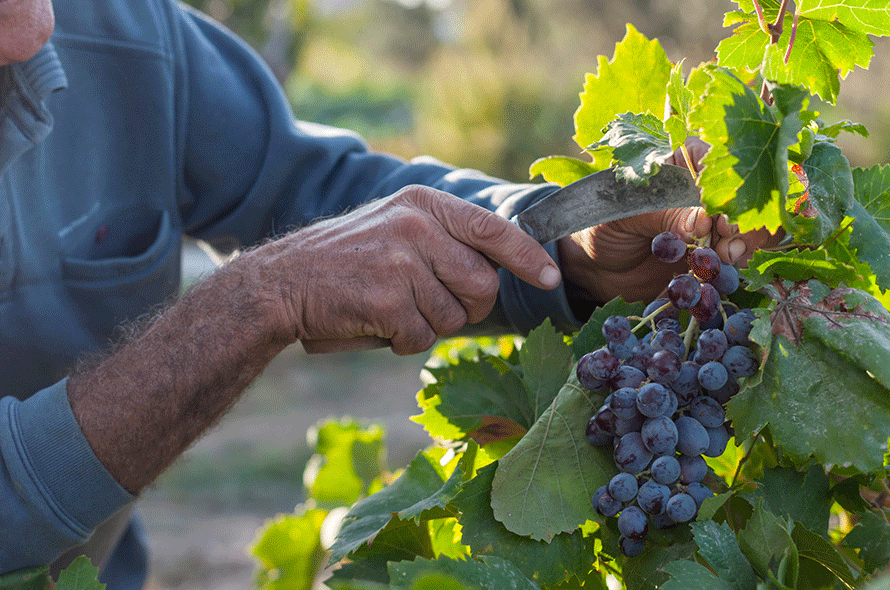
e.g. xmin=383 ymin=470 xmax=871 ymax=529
xmin=580 ymin=232 xmax=758 ymax=557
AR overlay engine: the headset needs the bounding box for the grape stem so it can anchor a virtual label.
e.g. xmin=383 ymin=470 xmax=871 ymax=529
xmin=632 ymin=301 xmax=674 ymax=333
xmin=680 ymin=144 xmax=698 ymax=182
xmin=755 ymin=0 xmax=793 ymax=105
xmin=681 ymin=316 xmax=698 ymax=361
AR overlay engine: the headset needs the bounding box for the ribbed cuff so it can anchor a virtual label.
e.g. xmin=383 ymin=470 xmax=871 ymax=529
xmin=2 ymin=380 xmax=133 ymax=538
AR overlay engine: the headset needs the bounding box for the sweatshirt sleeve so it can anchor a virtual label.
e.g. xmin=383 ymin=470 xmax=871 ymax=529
xmin=0 ymin=381 xmax=134 ymax=571
xmin=170 ymin=6 xmax=587 ymax=336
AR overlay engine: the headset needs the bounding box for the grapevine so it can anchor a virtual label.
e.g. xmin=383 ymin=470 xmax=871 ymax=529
xmin=11 ymin=1 xmax=890 ymax=589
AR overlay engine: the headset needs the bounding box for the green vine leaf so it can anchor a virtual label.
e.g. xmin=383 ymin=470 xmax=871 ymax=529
xmin=727 ymin=282 xmax=890 ymax=472
xmin=592 ymin=113 xmax=673 ymax=185
xmin=687 ymin=67 xmax=806 ymax=234
xmin=451 ymin=462 xmax=596 ymax=587
xmin=328 ymin=451 xmax=462 ymax=563
xmin=690 ymin=520 xmax=758 ymax=590
xmin=718 ymin=0 xmax=874 ymax=104
xmin=660 ymin=560 xmax=734 ymax=590
xmin=741 ymin=248 xmax=860 ymax=291
xmin=799 ymin=0 xmax=890 ymax=37
xmin=848 ymin=164 xmax=890 ymax=290
xmin=0 ymin=567 xmax=51 ymax=590
xmin=518 ymin=318 xmax=575 ymax=422
xmin=737 ymin=499 xmax=796 ymax=579
xmin=528 ymin=155 xmax=606 ymax=186
xmin=54 ymin=556 xmax=105 ymax=590
xmin=622 ymin=540 xmax=698 ymax=590
xmin=250 ymin=509 xmax=327 ymax=590
xmin=843 ymin=511 xmax=890 ymax=573
xmin=792 ymin=142 xmax=855 ymax=246
xmin=573 ymin=24 xmax=672 ymax=151
xmin=572 ymin=298 xmax=645 ymax=360
xmin=490 ymin=374 xmax=612 ymax=541
xmin=388 ymin=555 xmax=541 ymax=590
xmin=665 ymin=60 xmax=694 ymax=149
xmin=791 ymin=521 xmax=857 ymax=590
xmin=754 ymin=466 xmax=832 ymax=536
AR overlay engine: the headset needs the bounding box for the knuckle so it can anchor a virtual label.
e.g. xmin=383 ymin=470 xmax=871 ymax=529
xmin=466 ymin=209 xmax=512 ymax=245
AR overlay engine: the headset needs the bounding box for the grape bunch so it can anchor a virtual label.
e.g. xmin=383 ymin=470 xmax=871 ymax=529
xmin=580 ymin=232 xmax=759 ymax=557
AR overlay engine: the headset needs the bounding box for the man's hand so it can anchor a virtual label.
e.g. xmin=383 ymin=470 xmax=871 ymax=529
xmin=252 ymin=185 xmax=561 ymax=355
xmin=557 ymin=138 xmax=782 ymax=306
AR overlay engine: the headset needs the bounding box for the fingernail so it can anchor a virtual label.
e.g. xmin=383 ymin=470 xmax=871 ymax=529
xmin=729 ymin=239 xmax=746 ymax=263
xmin=683 ymin=211 xmax=697 ymax=233
xmin=539 ymin=265 xmax=561 ymax=288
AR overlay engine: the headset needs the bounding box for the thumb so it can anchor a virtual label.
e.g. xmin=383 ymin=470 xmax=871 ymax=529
xmin=672 ymin=207 xmax=712 ymax=242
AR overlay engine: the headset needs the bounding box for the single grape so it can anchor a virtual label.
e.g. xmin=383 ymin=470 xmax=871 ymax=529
xmin=637 ymin=480 xmax=671 ymax=515
xmin=609 ymin=333 xmax=638 ymax=360
xmin=636 ymin=383 xmax=673 ymax=418
xmin=650 ymin=511 xmax=677 ymax=530
xmin=614 ymin=413 xmax=646 ymax=437
xmin=627 ymin=341 xmax=655 ymax=373
xmin=666 ymin=492 xmax=697 ymax=522
xmin=690 ymin=395 xmax=725 ymax=428
xmin=722 ymin=345 xmax=759 ymax=378
xmin=711 ymin=261 xmax=739 ymax=295
xmin=651 ymin=231 xmax=687 ymax=263
xmin=697 ymin=361 xmax=728 ymax=391
xmin=585 ymin=415 xmax=613 ymax=445
xmin=661 ymin=388 xmax=678 ymax=418
xmin=608 ymin=472 xmax=639 ymax=503
xmin=691 ymin=283 xmax=721 ymax=323
xmin=667 ymin=274 xmax=702 ymax=310
xmin=592 ymin=404 xmax=616 ymax=436
xmin=685 ymin=482 xmax=715 ymax=508
xmin=595 ymin=489 xmax=622 ymax=517
xmin=651 ymin=329 xmax=686 ymax=358
xmin=708 ymin=375 xmax=739 ymax=405
xmin=690 ymin=247 xmax=720 ymax=282
xmin=704 ymin=424 xmax=730 ymax=458
xmin=610 ymin=365 xmax=647 ymax=390
xmin=641 ymin=415 xmax=679 ymax=455
xmin=650 ymin=455 xmax=681 ymax=485
xmin=696 ymin=328 xmax=728 ymax=361
xmin=610 ymin=387 xmax=640 ymax=420
xmin=619 ymin=535 xmax=647 ymax=557
xmin=576 ymin=353 xmax=606 ymax=391
xmin=614 ymin=432 xmax=654 ymax=474
xmin=675 ymin=416 xmax=709 ymax=456
xmin=588 ymin=347 xmax=622 ymax=380
xmin=678 ymin=454 xmax=708 ymax=484
xmin=655 ymin=318 xmax=682 ymax=333
xmin=602 ymin=315 xmax=632 ymax=343
xmin=647 ymin=349 xmax=682 ymax=385
xmin=724 ymin=309 xmax=755 ymax=346
xmin=643 ymin=298 xmax=679 ymax=324
xmin=617 ymin=505 xmax=649 ymax=540
xmin=671 ymin=361 xmax=701 ymax=406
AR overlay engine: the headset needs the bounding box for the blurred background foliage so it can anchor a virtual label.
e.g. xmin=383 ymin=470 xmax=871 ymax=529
xmin=183 ymin=0 xmax=890 ymax=183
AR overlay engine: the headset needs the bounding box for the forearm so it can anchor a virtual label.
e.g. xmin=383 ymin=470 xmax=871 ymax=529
xmin=66 ymin=252 xmax=293 ymax=494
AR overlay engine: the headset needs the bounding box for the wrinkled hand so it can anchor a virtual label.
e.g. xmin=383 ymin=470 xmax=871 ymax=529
xmin=557 ymin=138 xmax=782 ymax=305
xmin=250 ymin=185 xmax=560 ymax=355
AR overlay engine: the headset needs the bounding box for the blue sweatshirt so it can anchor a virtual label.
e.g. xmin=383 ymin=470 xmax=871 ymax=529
xmin=0 ymin=0 xmax=582 ymax=587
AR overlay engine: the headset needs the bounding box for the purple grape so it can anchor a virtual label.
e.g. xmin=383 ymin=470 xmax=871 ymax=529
xmin=652 ymin=231 xmax=688 ymax=263
xmin=647 ymin=349 xmax=682 ymax=385
xmin=666 ymin=492 xmax=697 ymax=522
xmin=697 ymin=361 xmax=729 ymax=391
xmin=636 ymin=383 xmax=673 ymax=418
xmin=614 ymin=432 xmax=653 ymax=474
xmin=690 ymin=395 xmax=725 ymax=428
xmin=576 ymin=353 xmax=607 ymax=391
xmin=650 ymin=455 xmax=681 ymax=485
xmin=643 ymin=298 xmax=679 ymax=324
xmin=589 ymin=347 xmax=622 ymax=380
xmin=614 ymin=413 xmax=646 ymax=437
xmin=675 ymin=416 xmax=709 ymax=456
xmin=641 ymin=415 xmax=679 ymax=455
xmin=671 ymin=361 xmax=701 ymax=406
xmin=585 ymin=415 xmax=613 ymax=446
xmin=608 ymin=472 xmax=639 ymax=502
xmin=709 ymin=375 xmax=739 ymax=405
xmin=610 ymin=387 xmax=640 ymax=420
xmin=704 ymin=424 xmax=730 ymax=457
xmin=610 ymin=365 xmax=647 ymax=390
xmin=602 ymin=315 xmax=632 ymax=343
xmin=650 ymin=511 xmax=677 ymax=529
xmin=722 ymin=345 xmax=759 ymax=378
xmin=690 ymin=247 xmax=720 ymax=282
xmin=685 ymin=481 xmax=715 ymax=508
xmin=710 ymin=262 xmax=739 ymax=294
xmin=595 ymin=489 xmax=622 ymax=517
xmin=609 ymin=333 xmax=638 ymax=360
xmin=678 ymin=454 xmax=708 ymax=484
xmin=724 ymin=309 xmax=755 ymax=346
xmin=619 ymin=535 xmax=646 ymax=557
xmin=656 ymin=318 xmax=683 ymax=333
xmin=651 ymin=329 xmax=686 ymax=358
xmin=696 ymin=328 xmax=728 ymax=361
xmin=617 ymin=505 xmax=649 ymax=540
xmin=667 ymin=274 xmax=702 ymax=310
xmin=691 ymin=283 xmax=721 ymax=323
xmin=592 ymin=404 xmax=616 ymax=436
xmin=627 ymin=342 xmax=655 ymax=373
xmin=637 ymin=480 xmax=671 ymax=515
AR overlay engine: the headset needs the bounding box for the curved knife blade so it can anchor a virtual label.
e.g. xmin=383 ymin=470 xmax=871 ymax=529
xmin=512 ymin=164 xmax=700 ymax=244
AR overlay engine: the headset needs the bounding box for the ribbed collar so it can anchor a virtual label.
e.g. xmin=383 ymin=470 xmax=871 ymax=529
xmin=1 ymin=42 xmax=68 ymax=148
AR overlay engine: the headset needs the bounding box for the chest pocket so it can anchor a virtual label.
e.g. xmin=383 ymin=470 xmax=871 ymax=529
xmin=61 ymin=205 xmax=181 ymax=344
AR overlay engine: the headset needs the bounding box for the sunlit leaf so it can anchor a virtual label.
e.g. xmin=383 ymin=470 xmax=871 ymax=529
xmin=251 ymin=509 xmax=327 ymax=590
xmin=528 ymin=156 xmax=605 ymax=186
xmin=593 ymin=113 xmax=673 ymax=185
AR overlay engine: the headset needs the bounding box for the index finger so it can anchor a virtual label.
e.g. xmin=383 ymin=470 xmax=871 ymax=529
xmin=414 ymin=187 xmax=562 ymax=290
